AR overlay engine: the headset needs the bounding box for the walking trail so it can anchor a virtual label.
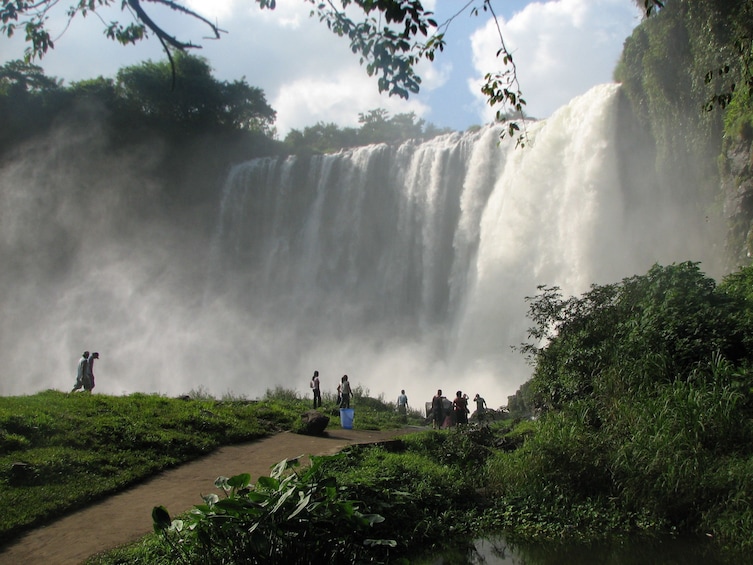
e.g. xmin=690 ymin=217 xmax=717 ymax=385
xmin=0 ymin=427 xmax=417 ymax=565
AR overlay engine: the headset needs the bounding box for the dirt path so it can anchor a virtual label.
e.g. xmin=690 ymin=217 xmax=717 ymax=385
xmin=0 ymin=427 xmax=418 ymax=565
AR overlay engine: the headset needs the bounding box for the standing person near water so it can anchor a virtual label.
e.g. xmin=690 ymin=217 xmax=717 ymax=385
xmin=431 ymin=389 xmax=444 ymax=429
xmin=397 ymin=389 xmax=408 ymax=422
xmin=71 ymin=351 xmax=90 ymax=392
xmin=473 ymin=393 xmax=487 ymax=422
xmin=310 ymin=370 xmax=322 ymax=408
xmin=453 ymin=390 xmax=469 ymax=426
xmin=84 ymin=352 xmax=99 ymax=392
xmin=339 ymin=375 xmax=352 ymax=408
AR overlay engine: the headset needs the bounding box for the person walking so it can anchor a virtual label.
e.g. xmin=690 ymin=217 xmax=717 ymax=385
xmin=431 ymin=389 xmax=444 ymax=429
xmin=453 ymin=390 xmax=469 ymax=426
xmin=397 ymin=389 xmax=408 ymax=422
xmin=311 ymin=370 xmax=322 ymax=408
xmin=339 ymin=375 xmax=352 ymax=408
xmin=71 ymin=351 xmax=90 ymax=392
xmin=84 ymin=352 xmax=99 ymax=392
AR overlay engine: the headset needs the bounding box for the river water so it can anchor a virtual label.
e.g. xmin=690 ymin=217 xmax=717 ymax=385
xmin=415 ymin=534 xmax=741 ymax=564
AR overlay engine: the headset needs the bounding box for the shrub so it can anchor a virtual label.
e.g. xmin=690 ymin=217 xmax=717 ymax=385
xmin=152 ymin=457 xmax=395 ymax=564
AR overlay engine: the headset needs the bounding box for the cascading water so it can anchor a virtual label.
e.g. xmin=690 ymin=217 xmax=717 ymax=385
xmin=0 ymin=83 xmax=719 ymax=406
xmin=207 ymin=83 xmax=717 ymax=408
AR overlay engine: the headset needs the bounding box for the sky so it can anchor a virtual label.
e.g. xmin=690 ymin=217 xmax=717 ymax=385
xmin=1 ymin=0 xmax=645 ymax=137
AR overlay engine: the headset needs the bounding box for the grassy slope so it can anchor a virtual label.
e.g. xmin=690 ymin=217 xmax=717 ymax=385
xmin=0 ymin=387 xmax=422 ymax=545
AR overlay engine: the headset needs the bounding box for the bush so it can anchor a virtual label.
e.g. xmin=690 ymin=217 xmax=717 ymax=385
xmin=151 ymin=457 xmax=396 ymax=564
xmin=501 ymin=263 xmax=753 ymax=543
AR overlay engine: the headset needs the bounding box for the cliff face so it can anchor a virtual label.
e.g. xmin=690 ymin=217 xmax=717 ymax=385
xmin=722 ymin=135 xmax=753 ymax=268
xmin=616 ymin=1 xmax=753 ymax=274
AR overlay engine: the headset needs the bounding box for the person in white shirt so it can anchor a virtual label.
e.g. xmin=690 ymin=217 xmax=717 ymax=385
xmin=397 ymin=390 xmax=408 ymax=421
xmin=71 ymin=351 xmax=90 ymax=392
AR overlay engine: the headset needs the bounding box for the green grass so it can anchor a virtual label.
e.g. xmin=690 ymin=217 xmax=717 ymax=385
xmin=0 ymin=390 xmax=265 ymax=543
xmin=0 ymin=387 xmax=423 ymax=546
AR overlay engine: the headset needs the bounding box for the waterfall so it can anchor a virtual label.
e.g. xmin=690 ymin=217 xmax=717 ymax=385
xmin=0 ymin=83 xmax=719 ymax=406
xmin=207 ymin=83 xmax=717 ymax=408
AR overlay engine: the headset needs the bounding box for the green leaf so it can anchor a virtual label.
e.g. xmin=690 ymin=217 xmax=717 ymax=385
xmin=287 ymin=492 xmax=312 ymax=519
xmin=169 ymin=519 xmax=184 ymax=532
xmin=364 ymin=538 xmax=397 ymax=547
xmin=202 ymin=493 xmax=219 ymax=506
xmin=245 ymin=491 xmax=271 ymax=503
xmin=151 ymin=505 xmax=171 ymax=531
xmin=227 ymin=473 xmax=252 ymax=489
xmin=214 ymin=498 xmax=248 ymax=513
xmin=257 ymin=475 xmax=280 ymax=490
xmin=359 ymin=513 xmax=386 ymax=526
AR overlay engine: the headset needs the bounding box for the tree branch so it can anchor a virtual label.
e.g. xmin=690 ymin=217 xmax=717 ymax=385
xmin=126 ymin=0 xmax=224 ymax=51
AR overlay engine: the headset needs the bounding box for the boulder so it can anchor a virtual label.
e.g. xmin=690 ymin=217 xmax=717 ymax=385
xmin=9 ymin=461 xmax=35 ymax=485
xmin=299 ymin=410 xmax=330 ymax=436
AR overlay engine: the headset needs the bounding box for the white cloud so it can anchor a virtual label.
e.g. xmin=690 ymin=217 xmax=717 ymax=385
xmin=185 ymin=0 xmax=238 ymax=20
xmin=468 ymin=0 xmax=642 ymax=121
xmin=273 ymin=71 xmax=431 ymax=134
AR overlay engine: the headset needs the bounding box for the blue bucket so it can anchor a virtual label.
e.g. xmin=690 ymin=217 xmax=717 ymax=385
xmin=339 ymin=408 xmax=354 ymax=429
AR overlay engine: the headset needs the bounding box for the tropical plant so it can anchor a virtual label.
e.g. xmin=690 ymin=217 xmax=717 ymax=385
xmin=152 ymin=456 xmax=394 ymax=564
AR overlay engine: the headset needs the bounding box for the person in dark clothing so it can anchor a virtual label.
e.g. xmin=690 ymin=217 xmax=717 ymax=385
xmin=311 ymin=370 xmax=322 ymax=408
xmin=339 ymin=375 xmax=352 ymax=408
xmin=473 ymin=393 xmax=487 ymax=422
xmin=431 ymin=389 xmax=445 ymax=429
xmin=453 ymin=390 xmax=469 ymax=426
xmin=84 ymin=352 xmax=99 ymax=392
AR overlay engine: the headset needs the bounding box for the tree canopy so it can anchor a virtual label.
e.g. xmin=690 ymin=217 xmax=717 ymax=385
xmin=282 ymin=108 xmax=452 ymax=153
xmin=0 ymin=54 xmax=452 ymax=157
xmin=115 ymin=52 xmax=276 ymax=133
xmin=502 ymin=260 xmax=753 ymax=544
xmin=0 ymin=53 xmax=277 ymax=154
xmin=519 ymin=261 xmax=753 ymax=413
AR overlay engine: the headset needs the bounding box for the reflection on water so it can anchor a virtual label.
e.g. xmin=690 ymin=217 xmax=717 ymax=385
xmin=416 ymin=535 xmax=741 ymax=565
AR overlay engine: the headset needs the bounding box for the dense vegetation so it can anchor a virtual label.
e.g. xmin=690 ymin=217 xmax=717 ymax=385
xmin=499 ymin=262 xmax=753 ymax=550
xmin=0 ymin=53 xmax=279 ymax=156
xmin=283 ymin=108 xmax=453 ymax=154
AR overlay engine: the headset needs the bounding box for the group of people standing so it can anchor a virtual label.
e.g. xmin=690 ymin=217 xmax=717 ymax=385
xmin=308 ymin=371 xmax=489 ymax=429
xmin=310 ymin=370 xmax=352 ymax=409
xmin=72 ymin=351 xmax=100 ymax=393
xmin=431 ymin=389 xmax=487 ymax=429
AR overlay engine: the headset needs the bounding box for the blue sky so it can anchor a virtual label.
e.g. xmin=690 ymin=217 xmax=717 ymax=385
xmin=1 ymin=0 xmax=644 ymax=136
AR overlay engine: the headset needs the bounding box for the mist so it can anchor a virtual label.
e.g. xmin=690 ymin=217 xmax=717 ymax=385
xmin=0 ymin=84 xmax=723 ymax=410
